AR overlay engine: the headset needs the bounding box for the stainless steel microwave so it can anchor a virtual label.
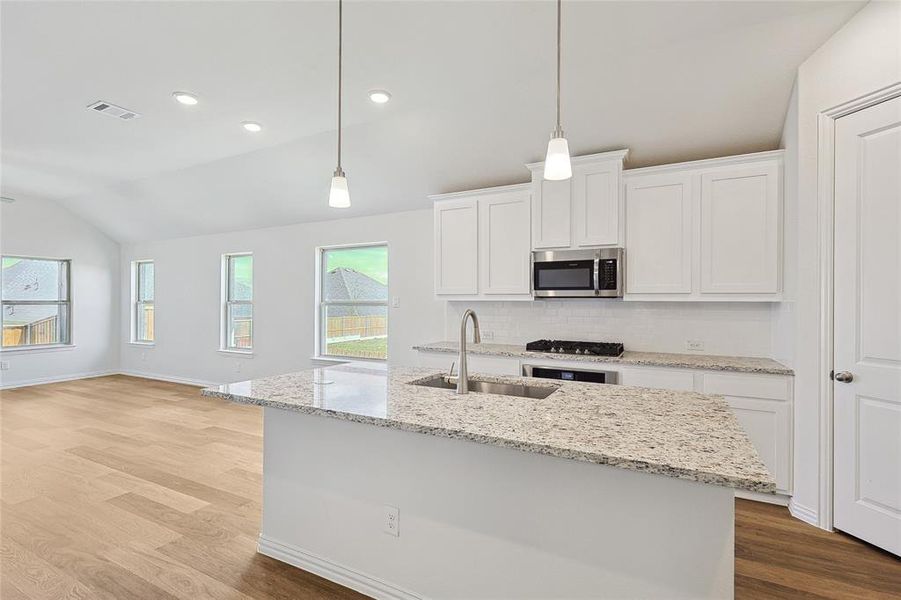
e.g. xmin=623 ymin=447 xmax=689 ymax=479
xmin=531 ymin=248 xmax=624 ymax=298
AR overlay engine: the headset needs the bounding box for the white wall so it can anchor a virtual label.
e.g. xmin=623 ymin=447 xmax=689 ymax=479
xmin=785 ymin=0 xmax=901 ymax=526
xmin=119 ymin=209 xmax=444 ymax=386
xmin=446 ymin=300 xmax=775 ymax=357
xmin=772 ymin=79 xmax=798 ymax=369
xmin=0 ymin=196 xmax=120 ymax=388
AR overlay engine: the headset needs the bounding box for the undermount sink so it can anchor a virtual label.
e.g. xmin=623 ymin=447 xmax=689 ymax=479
xmin=412 ymin=376 xmax=558 ymax=400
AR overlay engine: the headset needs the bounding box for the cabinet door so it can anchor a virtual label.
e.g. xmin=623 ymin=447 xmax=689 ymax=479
xmin=479 ymin=192 xmax=531 ymax=295
xmin=434 ymin=199 xmax=479 ymax=295
xmin=573 ymin=160 xmax=620 ymax=247
xmin=625 ymin=173 xmax=693 ymax=294
xmin=723 ymin=396 xmax=791 ymax=493
xmin=532 ymin=177 xmax=572 ymax=249
xmin=700 ymin=162 xmax=780 ymax=294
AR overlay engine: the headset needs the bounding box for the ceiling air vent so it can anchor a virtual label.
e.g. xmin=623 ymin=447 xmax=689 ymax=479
xmin=87 ymin=101 xmax=141 ymax=120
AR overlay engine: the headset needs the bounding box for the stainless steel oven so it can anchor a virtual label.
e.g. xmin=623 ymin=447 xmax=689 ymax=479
xmin=531 ymin=248 xmax=624 ymax=298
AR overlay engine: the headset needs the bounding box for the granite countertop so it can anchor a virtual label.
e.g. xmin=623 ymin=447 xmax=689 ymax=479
xmin=203 ymin=364 xmax=775 ymax=493
xmin=413 ymin=341 xmax=794 ymax=375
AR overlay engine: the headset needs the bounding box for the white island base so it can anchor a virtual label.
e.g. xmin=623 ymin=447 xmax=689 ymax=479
xmin=258 ymin=407 xmax=735 ymax=600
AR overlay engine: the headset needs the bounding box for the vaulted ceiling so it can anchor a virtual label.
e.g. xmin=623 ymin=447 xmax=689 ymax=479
xmin=1 ymin=1 xmax=863 ymax=242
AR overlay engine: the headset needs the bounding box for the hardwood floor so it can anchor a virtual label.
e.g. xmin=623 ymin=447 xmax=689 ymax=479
xmin=2 ymin=375 xmax=898 ymax=599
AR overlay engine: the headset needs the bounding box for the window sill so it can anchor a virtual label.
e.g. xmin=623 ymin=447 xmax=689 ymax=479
xmin=128 ymin=341 xmax=155 ymax=348
xmin=218 ymin=349 xmax=254 ymax=358
xmin=0 ymin=344 xmax=76 ymax=355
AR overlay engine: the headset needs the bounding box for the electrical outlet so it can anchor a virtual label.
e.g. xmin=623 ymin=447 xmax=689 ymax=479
xmin=481 ymin=330 xmax=494 ymax=341
xmin=141 ymin=351 xmax=147 ymax=361
xmin=685 ymin=340 xmax=705 ymax=352
xmin=383 ymin=505 xmax=399 ymax=537
xmin=0 ymin=361 xmax=9 ymax=371
xmin=391 ymin=296 xmax=400 ymax=308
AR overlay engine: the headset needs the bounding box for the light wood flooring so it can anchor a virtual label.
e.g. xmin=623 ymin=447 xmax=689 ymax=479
xmin=1 ymin=375 xmax=899 ymax=599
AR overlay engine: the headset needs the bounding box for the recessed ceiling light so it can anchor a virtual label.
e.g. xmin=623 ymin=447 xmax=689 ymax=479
xmin=368 ymin=90 xmax=391 ymax=104
xmin=242 ymin=121 xmax=262 ymax=133
xmin=173 ymin=92 xmax=199 ymax=106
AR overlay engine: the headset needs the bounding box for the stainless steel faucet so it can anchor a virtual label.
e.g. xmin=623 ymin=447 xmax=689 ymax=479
xmin=457 ymin=309 xmax=481 ymax=394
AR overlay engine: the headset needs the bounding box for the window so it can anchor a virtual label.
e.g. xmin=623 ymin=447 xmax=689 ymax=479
xmin=318 ymin=244 xmax=388 ymax=360
xmin=132 ymin=260 xmax=154 ymax=343
xmin=222 ymin=253 xmax=253 ymax=351
xmin=1 ymin=256 xmax=71 ymax=349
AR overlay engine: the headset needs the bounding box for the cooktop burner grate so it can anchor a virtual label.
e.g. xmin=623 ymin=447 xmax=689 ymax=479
xmin=525 ymin=340 xmax=624 ymax=357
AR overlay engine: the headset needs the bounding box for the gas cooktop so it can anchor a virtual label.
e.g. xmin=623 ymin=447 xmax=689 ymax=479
xmin=525 ymin=339 xmax=625 ymax=357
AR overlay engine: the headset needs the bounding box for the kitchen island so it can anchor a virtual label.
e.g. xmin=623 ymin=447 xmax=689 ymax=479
xmin=203 ymin=364 xmax=773 ymax=599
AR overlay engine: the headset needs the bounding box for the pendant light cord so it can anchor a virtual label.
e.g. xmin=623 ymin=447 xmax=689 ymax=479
xmin=336 ymin=0 xmax=343 ymax=173
xmin=555 ymin=0 xmax=561 ymax=134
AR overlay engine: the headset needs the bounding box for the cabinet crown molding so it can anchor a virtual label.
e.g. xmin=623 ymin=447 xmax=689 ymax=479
xmin=428 ymin=182 xmax=530 ymax=202
xmin=526 ymin=148 xmax=630 ymax=172
xmin=623 ymin=149 xmax=784 ymax=178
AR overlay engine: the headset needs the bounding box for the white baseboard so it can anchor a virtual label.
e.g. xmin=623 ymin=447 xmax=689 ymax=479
xmin=735 ymin=489 xmax=790 ymax=506
xmin=0 ymin=369 xmax=117 ymax=390
xmin=788 ymin=499 xmax=819 ymax=527
xmin=258 ymin=534 xmax=421 ymax=600
xmin=117 ymin=370 xmax=217 ymax=388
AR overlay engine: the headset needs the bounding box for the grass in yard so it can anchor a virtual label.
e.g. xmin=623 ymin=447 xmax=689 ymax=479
xmin=327 ymin=337 xmax=388 ymax=359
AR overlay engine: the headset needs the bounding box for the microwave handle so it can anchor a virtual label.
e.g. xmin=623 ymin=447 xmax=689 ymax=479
xmin=593 ymin=257 xmax=600 ymax=296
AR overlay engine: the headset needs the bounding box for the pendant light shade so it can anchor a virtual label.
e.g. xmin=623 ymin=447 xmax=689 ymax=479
xmin=544 ymin=133 xmax=572 ymax=180
xmin=329 ymin=169 xmax=351 ymax=208
xmin=329 ymin=0 xmax=350 ymax=208
xmin=543 ymin=0 xmax=572 ymax=181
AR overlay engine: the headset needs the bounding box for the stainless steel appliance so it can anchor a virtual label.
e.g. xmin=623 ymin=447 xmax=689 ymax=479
xmin=522 ymin=364 xmax=619 ymax=384
xmin=525 ymin=339 xmax=624 ymax=357
xmin=531 ymin=248 xmax=624 ymax=298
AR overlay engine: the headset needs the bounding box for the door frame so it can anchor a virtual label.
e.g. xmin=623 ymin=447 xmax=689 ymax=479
xmin=815 ymin=82 xmax=901 ymax=531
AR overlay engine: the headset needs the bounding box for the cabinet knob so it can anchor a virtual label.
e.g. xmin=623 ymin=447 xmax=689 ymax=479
xmin=834 ymin=371 xmax=854 ymax=383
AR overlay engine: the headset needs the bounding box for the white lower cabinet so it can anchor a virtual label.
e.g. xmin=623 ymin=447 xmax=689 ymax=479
xmin=617 ymin=367 xmax=696 ymax=391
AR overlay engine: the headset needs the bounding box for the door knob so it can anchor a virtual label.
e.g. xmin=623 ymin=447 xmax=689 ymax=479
xmin=835 ymin=371 xmax=854 ymax=383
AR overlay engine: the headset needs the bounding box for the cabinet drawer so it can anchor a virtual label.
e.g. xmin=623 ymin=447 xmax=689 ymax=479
xmin=703 ymin=372 xmax=790 ymax=401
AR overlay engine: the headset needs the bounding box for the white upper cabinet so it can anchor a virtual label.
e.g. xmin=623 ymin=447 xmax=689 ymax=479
xmin=434 ymin=198 xmax=479 ymax=295
xmin=479 ymin=191 xmax=531 ymax=295
xmin=624 ymin=150 xmax=783 ymax=301
xmin=527 ymin=150 xmax=629 ymax=251
xmin=432 ymin=184 xmax=531 ymax=300
xmin=625 ymin=172 xmax=693 ymax=295
xmin=700 ymin=162 xmax=781 ymax=294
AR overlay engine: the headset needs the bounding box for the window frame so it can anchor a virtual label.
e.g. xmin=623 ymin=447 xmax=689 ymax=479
xmin=315 ymin=242 xmax=389 ymax=362
xmin=221 ymin=252 xmax=253 ymax=353
xmin=1 ymin=255 xmax=73 ymax=351
xmin=131 ymin=260 xmax=154 ymax=344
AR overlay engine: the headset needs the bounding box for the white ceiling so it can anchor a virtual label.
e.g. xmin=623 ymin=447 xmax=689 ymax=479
xmin=1 ymin=0 xmax=863 ymax=242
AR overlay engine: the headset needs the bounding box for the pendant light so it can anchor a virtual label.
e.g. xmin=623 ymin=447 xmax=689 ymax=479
xmin=328 ymin=0 xmax=351 ymax=208
xmin=544 ymin=0 xmax=572 ymax=181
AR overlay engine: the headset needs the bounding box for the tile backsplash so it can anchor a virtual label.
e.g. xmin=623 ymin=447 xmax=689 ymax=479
xmin=445 ymin=300 xmax=775 ymax=357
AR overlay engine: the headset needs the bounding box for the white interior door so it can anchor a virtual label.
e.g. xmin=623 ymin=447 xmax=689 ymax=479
xmin=833 ymin=94 xmax=901 ymax=556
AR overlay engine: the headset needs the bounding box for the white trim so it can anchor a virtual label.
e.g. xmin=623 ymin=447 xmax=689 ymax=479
xmin=127 ymin=341 xmax=155 ymax=348
xmin=428 ymin=182 xmax=530 ymax=202
xmin=218 ymin=349 xmax=254 ymax=358
xmin=525 ymin=148 xmax=630 ymax=171
xmin=0 ymin=369 xmax=116 ymax=390
xmin=0 ymin=343 xmax=76 ymax=354
xmin=118 ymin=369 xmax=216 ymax=388
xmin=623 ymin=149 xmax=785 ymax=177
xmin=735 ymin=489 xmax=790 ymax=507
xmin=788 ymin=499 xmax=819 ymax=527
xmin=258 ymin=534 xmax=422 ymax=600
xmin=814 ymin=81 xmax=901 ymax=532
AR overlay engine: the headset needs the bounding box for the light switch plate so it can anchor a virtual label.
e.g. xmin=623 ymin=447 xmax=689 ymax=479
xmin=0 ymin=361 xmax=9 ymax=371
